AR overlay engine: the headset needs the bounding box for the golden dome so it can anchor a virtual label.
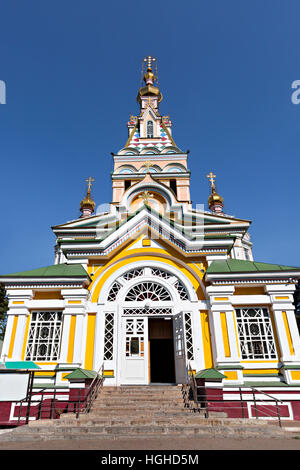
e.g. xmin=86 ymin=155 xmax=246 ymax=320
xmin=208 ymin=190 xmax=224 ymax=205
xmin=80 ymin=193 xmax=95 ymax=211
xmin=80 ymin=176 xmax=96 ymax=215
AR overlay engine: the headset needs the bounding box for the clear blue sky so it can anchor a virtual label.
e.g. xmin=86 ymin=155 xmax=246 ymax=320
xmin=0 ymin=0 xmax=300 ymax=273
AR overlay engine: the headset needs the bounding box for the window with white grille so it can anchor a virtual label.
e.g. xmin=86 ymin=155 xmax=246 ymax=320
xmin=103 ymin=312 xmax=115 ymax=361
xmin=184 ymin=312 xmax=194 ymax=360
xmin=106 ymin=267 xmax=190 ymax=302
xmin=174 ymin=281 xmax=189 ymax=300
xmin=125 ymin=318 xmax=145 ymax=358
xmin=235 ymin=307 xmax=277 ymax=360
xmin=123 ymin=268 xmax=144 ymax=281
xmin=107 ymin=282 xmax=122 ymax=302
xmin=150 ymin=268 xmax=171 ymax=279
xmin=25 ymin=311 xmax=63 ymax=361
xmin=125 ymin=282 xmax=172 ymax=302
xmin=147 ymin=120 xmax=154 ymax=138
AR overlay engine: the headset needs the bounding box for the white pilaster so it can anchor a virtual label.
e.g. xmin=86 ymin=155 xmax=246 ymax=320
xmin=265 ymin=284 xmax=300 ymax=363
xmin=58 ymin=288 xmax=89 ymax=366
xmin=207 ymin=285 xmax=239 ymax=364
xmin=2 ymin=290 xmax=33 ymax=361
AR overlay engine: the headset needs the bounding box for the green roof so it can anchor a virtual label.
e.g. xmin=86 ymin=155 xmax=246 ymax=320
xmin=0 ymin=263 xmax=89 ymax=279
xmin=194 ymin=368 xmax=226 ymax=380
xmin=4 ymin=361 xmax=41 ymax=370
xmin=206 ymin=259 xmax=300 ymax=274
xmin=63 ymin=368 xmax=98 ymax=380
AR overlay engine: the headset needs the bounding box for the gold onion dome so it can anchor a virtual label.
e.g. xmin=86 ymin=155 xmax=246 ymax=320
xmin=80 ymin=192 xmax=95 ymax=212
xmin=206 ymin=172 xmax=224 ymax=213
xmin=208 ymin=189 xmax=224 ymax=205
xmin=80 ymin=177 xmax=96 ymax=217
xmin=137 ymin=56 xmax=162 ymax=105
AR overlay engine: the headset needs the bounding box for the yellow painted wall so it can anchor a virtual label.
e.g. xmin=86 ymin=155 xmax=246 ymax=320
xmin=220 ymin=312 xmax=231 ymax=357
xmin=21 ymin=315 xmax=31 ymax=360
xmin=8 ymin=316 xmax=18 ymax=358
xmin=89 ymin=238 xmax=207 ymax=303
xmin=67 ymin=315 xmax=77 ymax=363
xmin=282 ymin=311 xmax=295 ymax=356
xmin=200 ymin=311 xmax=213 ymax=368
xmin=33 ymin=291 xmax=63 ymax=300
xmin=84 ymin=313 xmax=96 ymax=370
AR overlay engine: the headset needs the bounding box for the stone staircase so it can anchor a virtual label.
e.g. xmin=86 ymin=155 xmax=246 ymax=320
xmin=0 ymin=385 xmax=293 ymax=442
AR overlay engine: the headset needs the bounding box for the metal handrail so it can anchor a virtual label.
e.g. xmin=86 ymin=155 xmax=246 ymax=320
xmin=13 ymin=364 xmax=105 ymax=425
xmin=185 ymin=364 xmax=284 ymax=427
xmin=79 ymin=362 xmax=105 ymax=416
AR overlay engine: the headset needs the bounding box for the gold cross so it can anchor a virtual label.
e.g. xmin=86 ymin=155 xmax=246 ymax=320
xmin=144 ymin=55 xmax=156 ymax=69
xmin=138 ymin=191 xmax=154 ymax=205
xmin=206 ymin=172 xmax=216 ymax=190
xmin=86 ymin=176 xmax=95 ymax=192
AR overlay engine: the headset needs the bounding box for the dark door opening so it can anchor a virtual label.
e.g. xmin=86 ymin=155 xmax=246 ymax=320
xmin=148 ymin=318 xmax=175 ymax=383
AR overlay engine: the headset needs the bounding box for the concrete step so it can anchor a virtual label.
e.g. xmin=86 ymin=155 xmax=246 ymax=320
xmin=32 ymin=415 xmax=234 ymax=427
xmin=1 ymin=422 xmax=288 ymax=442
xmin=96 ymin=396 xmax=184 ymax=403
xmin=100 ymin=391 xmax=183 ymax=398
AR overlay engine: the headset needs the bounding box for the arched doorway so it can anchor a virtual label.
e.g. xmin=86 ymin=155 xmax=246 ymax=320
xmin=101 ymin=265 xmax=195 ymax=385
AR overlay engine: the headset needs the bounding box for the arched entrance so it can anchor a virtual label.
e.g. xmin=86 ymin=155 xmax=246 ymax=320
xmin=100 ymin=264 xmax=196 ymax=385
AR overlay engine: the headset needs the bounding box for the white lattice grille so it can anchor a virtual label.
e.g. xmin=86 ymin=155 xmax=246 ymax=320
xmin=107 ymin=267 xmax=190 ymax=302
xmin=235 ymin=307 xmax=277 ymax=360
xmin=25 ymin=311 xmax=62 ymax=361
xmin=174 ymin=280 xmax=189 ymax=300
xmin=103 ymin=312 xmax=114 ymax=361
xmin=184 ymin=312 xmax=194 ymax=360
xmin=107 ymin=282 xmax=122 ymax=302
xmin=125 ymin=282 xmax=172 ymax=302
xmin=123 ymin=268 xmax=144 ymax=281
xmin=151 ymin=268 xmax=171 ymax=279
xmin=123 ymin=307 xmax=172 ymax=316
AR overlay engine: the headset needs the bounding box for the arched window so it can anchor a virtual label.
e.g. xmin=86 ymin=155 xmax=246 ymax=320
xmin=147 ymin=121 xmax=154 ymax=138
xmin=125 ymin=282 xmax=171 ymax=302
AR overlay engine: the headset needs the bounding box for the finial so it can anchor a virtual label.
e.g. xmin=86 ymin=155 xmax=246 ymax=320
xmin=206 ymin=172 xmax=224 ymax=214
xmin=137 ymin=56 xmax=162 ymax=109
xmin=143 ymin=55 xmax=157 ymax=85
xmin=206 ymin=172 xmax=216 ymax=191
xmin=80 ymin=176 xmax=96 ymax=218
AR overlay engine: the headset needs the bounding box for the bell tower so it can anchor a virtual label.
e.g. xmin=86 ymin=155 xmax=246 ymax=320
xmin=110 ymin=56 xmax=191 ymax=215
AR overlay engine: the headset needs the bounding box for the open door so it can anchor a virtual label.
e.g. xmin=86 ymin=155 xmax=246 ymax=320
xmin=172 ymin=313 xmax=188 ymax=384
xmin=148 ymin=318 xmax=175 ymax=383
xmin=120 ymin=317 xmax=149 ymax=384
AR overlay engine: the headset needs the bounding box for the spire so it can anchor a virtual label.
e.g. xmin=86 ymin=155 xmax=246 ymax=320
xmin=80 ymin=176 xmax=95 ymax=218
xmin=206 ymin=172 xmax=224 ymax=214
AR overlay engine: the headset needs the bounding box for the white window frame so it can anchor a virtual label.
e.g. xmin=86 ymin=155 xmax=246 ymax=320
xmin=235 ymin=307 xmax=277 ymax=360
xmin=25 ymin=311 xmax=63 ymax=361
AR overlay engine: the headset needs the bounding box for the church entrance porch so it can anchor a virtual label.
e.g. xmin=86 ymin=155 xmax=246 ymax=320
xmin=118 ymin=312 xmax=187 ymax=386
xmin=99 ymin=265 xmax=198 ymax=386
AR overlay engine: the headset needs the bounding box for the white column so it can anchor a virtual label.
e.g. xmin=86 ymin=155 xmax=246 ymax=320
xmin=191 ymin=303 xmax=207 ymax=372
xmin=12 ymin=314 xmax=28 ymax=360
xmin=206 ymin=285 xmax=239 ymax=365
xmin=59 ymin=289 xmax=89 ymax=366
xmin=93 ymin=306 xmax=105 ymax=372
xmin=1 ymin=289 xmax=33 ymax=362
xmin=1 ymin=314 xmax=14 ymax=361
xmin=265 ymin=284 xmax=300 ymax=363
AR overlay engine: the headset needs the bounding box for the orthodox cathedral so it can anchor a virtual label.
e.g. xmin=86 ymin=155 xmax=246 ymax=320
xmin=2 ymin=56 xmax=300 ymax=406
